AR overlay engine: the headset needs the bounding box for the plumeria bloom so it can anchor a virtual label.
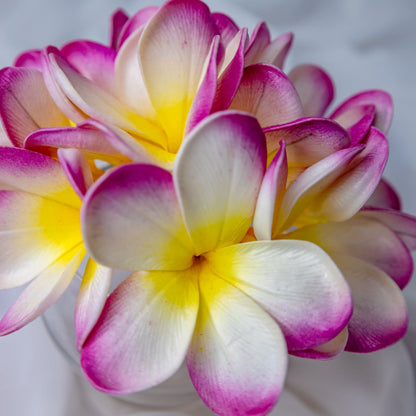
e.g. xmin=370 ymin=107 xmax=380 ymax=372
xmin=251 ymin=123 xmax=411 ymax=354
xmin=80 ymin=112 xmax=352 ymax=415
xmin=0 ymin=146 xmax=112 ymax=350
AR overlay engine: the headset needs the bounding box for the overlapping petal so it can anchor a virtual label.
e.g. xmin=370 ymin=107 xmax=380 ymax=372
xmin=329 ymin=90 xmax=393 ymax=133
xmin=138 ymin=0 xmax=218 ymax=152
xmin=206 ymin=240 xmax=352 ymax=350
xmin=81 ymin=268 xmax=199 ymax=393
xmin=75 ymin=259 xmax=113 ymax=350
xmin=0 ymin=67 xmax=70 ymax=147
xmin=187 ymin=265 xmax=287 ymax=416
xmin=289 ymin=64 xmax=334 ymax=117
xmin=331 ymin=254 xmax=408 ymax=352
xmin=174 ymin=112 xmax=266 ymax=254
xmin=230 ymin=64 xmax=304 ymax=128
xmin=82 ymin=163 xmax=194 ymax=271
xmin=365 ymin=178 xmax=401 ymax=210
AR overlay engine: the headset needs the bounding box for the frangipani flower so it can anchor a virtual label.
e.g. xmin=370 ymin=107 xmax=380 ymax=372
xmin=0 ymin=147 xmax=112 ymax=350
xmin=252 ymin=124 xmax=410 ymax=354
xmin=80 ymin=112 xmax=352 ymax=415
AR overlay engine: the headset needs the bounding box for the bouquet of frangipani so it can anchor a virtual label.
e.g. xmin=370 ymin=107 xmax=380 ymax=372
xmin=0 ymin=0 xmax=414 ymax=414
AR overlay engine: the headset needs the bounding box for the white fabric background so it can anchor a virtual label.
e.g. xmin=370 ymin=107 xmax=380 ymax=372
xmin=0 ymin=0 xmax=415 ymax=415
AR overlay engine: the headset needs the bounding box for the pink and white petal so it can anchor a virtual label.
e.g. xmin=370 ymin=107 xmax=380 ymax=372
xmin=290 ymin=328 xmax=348 ymax=360
xmin=264 ymin=118 xmax=350 ymax=167
xmin=79 ymin=119 xmax=173 ymax=169
xmin=230 ymin=64 xmax=304 ymax=128
xmin=75 ymin=258 xmax=113 ymax=350
xmin=115 ymin=28 xmax=157 ymax=121
xmin=174 ymin=112 xmax=266 ymax=254
xmin=47 ymin=51 xmax=165 ymax=143
xmin=110 ymin=8 xmax=129 ymax=49
xmin=58 ymin=148 xmax=94 ymax=199
xmin=286 ymin=217 xmax=413 ymax=290
xmin=185 ymin=36 xmax=219 ymax=134
xmin=0 ymin=66 xmax=70 ymax=147
xmin=365 ymin=178 xmax=401 ymax=210
xmin=61 ymin=40 xmax=117 ymax=94
xmin=187 ymin=266 xmax=287 ymax=416
xmin=0 ymin=147 xmax=81 ymax=208
xmin=116 ymin=6 xmax=159 ymax=48
xmin=139 ymin=0 xmax=218 ymax=152
xmin=359 ymin=207 xmax=416 ymax=253
xmin=275 ymin=145 xmax=364 ymax=232
xmin=41 ymin=47 xmax=87 ymax=124
xmin=212 ymin=28 xmax=247 ymax=112
xmin=331 ymin=254 xmax=408 ymax=353
xmin=0 ymin=190 xmax=81 ymax=289
xmin=329 ymin=90 xmax=393 ymax=133
xmin=14 ymin=49 xmax=43 ymax=71
xmin=206 ymin=240 xmax=352 ymax=351
xmin=0 ymin=245 xmax=85 ymax=335
xmin=24 ymin=124 xmax=128 ymax=165
xmin=212 ymin=12 xmax=239 ymax=46
xmin=244 ymin=22 xmax=270 ymax=66
xmin=289 ymin=64 xmax=335 ymax=117
xmin=331 ymin=104 xmax=375 ymax=145
xmin=82 ymin=163 xmax=194 ymax=271
xmin=81 ymin=268 xmax=199 ymax=394
xmin=253 ymin=142 xmax=288 ymax=241
xmin=257 ymin=32 xmax=294 ymax=69
xmin=305 ymin=127 xmax=388 ymax=223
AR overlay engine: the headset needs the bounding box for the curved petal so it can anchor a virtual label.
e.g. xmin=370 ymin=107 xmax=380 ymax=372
xmin=0 ymin=190 xmax=81 ymax=290
xmin=81 ymin=268 xmax=199 ymax=394
xmin=264 ymin=118 xmax=350 ymax=167
xmin=365 ymin=178 xmax=401 ymax=210
xmin=187 ymin=266 xmax=287 ymax=416
xmin=114 ymin=27 xmax=157 ymax=121
xmin=116 ymin=6 xmax=159 ymax=48
xmin=174 ymin=112 xmax=266 ymax=254
xmin=46 ymin=51 xmax=165 ymax=144
xmin=61 ymin=40 xmax=116 ymax=94
xmin=304 ymin=127 xmax=388 ymax=223
xmin=75 ymin=258 xmax=113 ymax=350
xmin=138 ymin=0 xmax=218 ymax=152
xmin=257 ymin=32 xmax=294 ymax=69
xmin=24 ymin=124 xmax=129 ymax=166
xmin=0 ymin=147 xmax=81 ymax=208
xmin=230 ymin=63 xmax=304 ymax=128
xmin=244 ymin=22 xmax=270 ymax=66
xmin=58 ymin=148 xmax=94 ymax=199
xmin=331 ymin=103 xmax=375 ymax=145
xmin=212 ymin=12 xmax=239 ymax=46
xmin=290 ymin=328 xmax=348 ymax=359
xmin=331 ymin=254 xmax=408 ymax=352
xmin=286 ymin=217 xmax=413 ymax=290
xmin=359 ymin=207 xmax=416 ymax=253
xmin=109 ymin=8 xmax=129 ymax=49
xmin=253 ymin=142 xmax=288 ymax=241
xmin=81 ymin=163 xmax=194 ymax=271
xmin=0 ymin=67 xmax=70 ymax=147
xmin=206 ymin=240 xmax=352 ymax=350
xmin=0 ymin=245 xmax=85 ymax=335
xmin=329 ymin=90 xmax=393 ymax=133
xmin=289 ymin=64 xmax=335 ymax=117
xmin=275 ymin=145 xmax=364 ymax=232
xmin=185 ymin=36 xmax=219 ymax=134
xmin=211 ymin=28 xmax=247 ymax=112
xmin=14 ymin=49 xmax=43 ymax=71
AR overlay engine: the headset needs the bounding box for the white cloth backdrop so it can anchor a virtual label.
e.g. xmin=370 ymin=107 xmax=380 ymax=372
xmin=0 ymin=0 xmax=415 ymax=415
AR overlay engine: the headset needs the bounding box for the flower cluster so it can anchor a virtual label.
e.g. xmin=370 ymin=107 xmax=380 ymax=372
xmin=0 ymin=0 xmax=414 ymax=415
